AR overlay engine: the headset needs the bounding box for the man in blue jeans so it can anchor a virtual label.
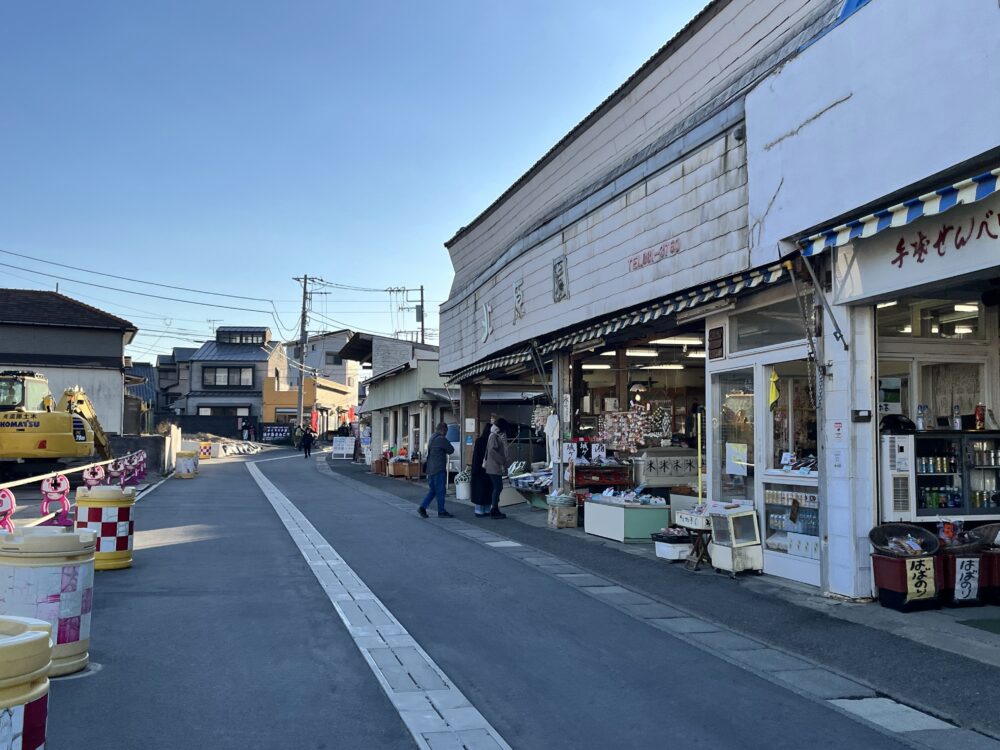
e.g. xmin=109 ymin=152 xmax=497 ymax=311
xmin=418 ymin=423 xmax=455 ymax=518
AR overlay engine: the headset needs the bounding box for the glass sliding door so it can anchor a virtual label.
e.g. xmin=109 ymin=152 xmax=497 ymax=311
xmin=712 ymin=368 xmax=755 ymax=505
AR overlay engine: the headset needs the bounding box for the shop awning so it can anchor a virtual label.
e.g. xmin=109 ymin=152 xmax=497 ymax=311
xmin=537 ymin=263 xmax=788 ymax=355
xmin=800 ymin=167 xmax=1000 ymax=257
xmin=446 ymin=350 xmax=534 ymax=385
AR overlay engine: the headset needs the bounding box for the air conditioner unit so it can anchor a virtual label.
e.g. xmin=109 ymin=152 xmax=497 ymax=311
xmin=880 ymin=434 xmax=915 ymax=522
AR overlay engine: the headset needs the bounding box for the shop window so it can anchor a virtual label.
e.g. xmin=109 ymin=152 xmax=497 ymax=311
xmin=712 ymin=369 xmax=754 ymax=505
xmin=731 ymin=297 xmax=809 ymax=352
xmin=877 ymin=360 xmax=911 ymax=420
xmin=768 ymin=361 xmax=818 ymax=473
xmin=876 ymin=297 xmax=986 ymax=340
xmin=763 ymin=484 xmax=820 ymax=559
xmin=919 ymin=362 xmax=985 ymax=428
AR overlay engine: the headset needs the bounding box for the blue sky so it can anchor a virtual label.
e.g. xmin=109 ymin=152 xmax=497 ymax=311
xmin=0 ymin=1 xmax=707 ymax=359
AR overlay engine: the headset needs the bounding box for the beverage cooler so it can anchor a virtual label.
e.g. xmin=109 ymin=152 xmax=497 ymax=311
xmin=880 ymin=432 xmax=1000 ymax=521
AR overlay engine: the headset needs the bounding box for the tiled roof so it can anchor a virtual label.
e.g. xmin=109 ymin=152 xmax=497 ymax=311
xmin=125 ymin=362 xmax=156 ymax=405
xmin=190 ymin=341 xmax=270 ymax=362
xmin=0 ymin=289 xmax=136 ymax=331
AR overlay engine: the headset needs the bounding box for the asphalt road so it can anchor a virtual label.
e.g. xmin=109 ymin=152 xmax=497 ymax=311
xmin=47 ymin=452 xmax=918 ymax=748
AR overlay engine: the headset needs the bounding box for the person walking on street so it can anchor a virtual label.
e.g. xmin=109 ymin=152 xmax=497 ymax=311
xmin=484 ymin=417 xmax=511 ymax=519
xmin=418 ymin=422 xmax=455 ymax=518
xmin=301 ymin=426 xmax=315 ymax=459
xmin=470 ymin=423 xmax=493 ymax=517
xmin=292 ymin=424 xmax=304 ymax=451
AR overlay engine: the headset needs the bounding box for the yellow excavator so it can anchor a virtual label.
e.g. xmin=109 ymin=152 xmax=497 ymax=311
xmin=0 ymin=371 xmax=111 ymax=477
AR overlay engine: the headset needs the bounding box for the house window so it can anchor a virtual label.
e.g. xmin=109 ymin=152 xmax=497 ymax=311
xmin=236 ymin=407 xmax=250 ymax=416
xmin=198 ymin=407 xmax=212 ymax=416
xmin=202 ymin=367 xmax=254 ymax=388
xmin=325 ymin=353 xmax=342 ymax=366
xmin=293 ymin=347 xmax=302 ymax=359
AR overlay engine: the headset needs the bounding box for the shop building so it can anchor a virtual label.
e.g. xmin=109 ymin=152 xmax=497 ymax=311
xmin=340 ymin=333 xmax=455 ymax=461
xmin=440 ymin=3 xmax=847 ymax=577
xmin=741 ymin=0 xmax=1000 ymax=596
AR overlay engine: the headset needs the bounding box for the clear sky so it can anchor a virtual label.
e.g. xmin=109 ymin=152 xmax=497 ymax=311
xmin=0 ymin=0 xmax=708 ymax=360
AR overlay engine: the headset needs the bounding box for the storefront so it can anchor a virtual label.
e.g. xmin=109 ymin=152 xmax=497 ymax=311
xmin=704 ymin=281 xmax=822 ymax=585
xmin=827 ymin=179 xmax=1000 ymax=531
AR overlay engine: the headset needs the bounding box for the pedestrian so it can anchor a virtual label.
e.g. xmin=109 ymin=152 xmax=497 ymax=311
xmin=241 ymin=418 xmax=250 ymax=441
xmin=418 ymin=422 xmax=455 ymax=518
xmin=301 ymin=426 xmax=315 ymax=459
xmin=248 ymin=422 xmax=257 ymax=442
xmin=484 ymin=417 xmax=511 ymax=519
xmin=470 ymin=423 xmax=493 ymax=517
xmin=292 ymin=424 xmax=304 ymax=451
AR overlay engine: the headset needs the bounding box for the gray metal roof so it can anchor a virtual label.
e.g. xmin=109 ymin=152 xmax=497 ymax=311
xmin=125 ymin=363 xmax=157 ymax=405
xmin=189 ymin=341 xmax=270 ymax=362
xmin=216 ymin=326 xmax=269 ymax=334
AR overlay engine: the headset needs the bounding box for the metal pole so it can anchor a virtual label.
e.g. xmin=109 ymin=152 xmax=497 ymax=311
xmin=296 ymin=274 xmax=309 ymax=426
xmin=419 ymin=285 xmax=425 ymax=344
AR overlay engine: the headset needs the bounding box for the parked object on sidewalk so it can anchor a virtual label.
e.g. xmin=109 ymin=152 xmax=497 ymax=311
xmin=176 ymin=451 xmax=197 ymax=479
xmin=454 ymin=469 xmax=471 ymax=502
xmin=868 ymin=523 xmax=939 ymax=557
xmin=547 ymin=504 xmax=578 ymax=529
xmin=0 ymin=528 xmax=96 ymax=675
xmin=0 ymin=616 xmax=53 ymax=749
xmin=871 ymin=553 xmax=943 ymax=612
xmin=75 ymin=486 xmax=136 ymax=570
xmin=707 ymin=508 xmax=763 ymax=577
xmin=652 ymin=529 xmax=693 ymax=561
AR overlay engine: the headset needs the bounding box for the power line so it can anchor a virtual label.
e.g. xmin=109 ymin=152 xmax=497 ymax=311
xmin=0 ymin=261 xmax=272 ymax=313
xmin=0 ymin=247 xmax=263 ymax=302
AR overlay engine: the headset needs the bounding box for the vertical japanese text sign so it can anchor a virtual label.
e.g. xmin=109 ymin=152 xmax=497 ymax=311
xmin=953 ymin=557 xmax=980 ymax=602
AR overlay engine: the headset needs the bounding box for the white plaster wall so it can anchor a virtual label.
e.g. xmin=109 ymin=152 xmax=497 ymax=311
xmin=38 ymin=367 xmax=124 ymax=435
xmin=747 ymin=0 xmax=1000 ymax=265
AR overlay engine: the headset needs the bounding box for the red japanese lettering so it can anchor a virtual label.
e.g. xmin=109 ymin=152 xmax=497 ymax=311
xmin=976 ymin=210 xmax=998 ymax=241
xmin=954 ymin=218 xmax=975 ymax=250
xmin=890 ymin=237 xmax=909 ymax=269
xmin=933 ymin=225 xmax=953 ymax=257
xmin=910 ymin=231 xmax=930 ymax=263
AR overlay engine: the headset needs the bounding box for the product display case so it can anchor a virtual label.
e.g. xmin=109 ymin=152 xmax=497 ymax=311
xmin=762 ymin=485 xmax=820 ymax=559
xmin=707 ymin=508 xmax=763 ymax=575
xmin=880 ymin=431 xmax=1000 ymax=520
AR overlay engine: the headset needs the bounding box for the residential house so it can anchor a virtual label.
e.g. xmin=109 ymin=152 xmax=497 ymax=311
xmin=154 ymin=347 xmax=197 ymax=414
xmin=0 ymin=289 xmax=137 ymax=434
xmin=339 ymin=333 xmax=455 ymax=461
xmin=124 ymin=361 xmax=156 ymax=434
xmin=262 ymin=375 xmax=354 ymax=436
xmin=182 ymin=326 xmax=284 ymax=420
xmin=285 ymin=330 xmax=361 ymax=402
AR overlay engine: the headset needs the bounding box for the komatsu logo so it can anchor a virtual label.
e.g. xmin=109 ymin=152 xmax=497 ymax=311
xmin=0 ymin=417 xmax=41 ymax=428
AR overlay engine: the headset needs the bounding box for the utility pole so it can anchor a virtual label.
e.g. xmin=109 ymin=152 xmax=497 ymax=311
xmin=294 ymin=275 xmax=309 ymax=426
xmin=419 ymin=285 xmax=425 ymax=344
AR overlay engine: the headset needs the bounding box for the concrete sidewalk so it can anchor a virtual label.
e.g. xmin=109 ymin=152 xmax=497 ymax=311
xmin=46 ymin=454 xmax=414 ymax=749
xmin=327 ymin=457 xmax=1000 ymax=741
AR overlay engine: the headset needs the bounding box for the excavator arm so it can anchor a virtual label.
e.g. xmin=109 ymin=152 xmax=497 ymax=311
xmin=57 ymin=387 xmax=112 ymax=460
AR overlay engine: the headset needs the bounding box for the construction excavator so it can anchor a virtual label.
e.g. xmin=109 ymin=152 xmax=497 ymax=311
xmin=0 ymin=371 xmax=112 ymax=478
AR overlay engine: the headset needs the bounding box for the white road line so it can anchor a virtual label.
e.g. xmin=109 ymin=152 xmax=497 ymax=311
xmin=246 ymin=462 xmax=510 ymax=750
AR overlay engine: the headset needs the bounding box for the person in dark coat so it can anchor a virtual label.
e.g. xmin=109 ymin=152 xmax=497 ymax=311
xmin=300 ymin=426 xmax=315 ymax=459
xmin=418 ymin=423 xmax=456 ymax=518
xmin=484 ymin=417 xmax=511 ymax=519
xmin=470 ymin=423 xmax=493 ymax=517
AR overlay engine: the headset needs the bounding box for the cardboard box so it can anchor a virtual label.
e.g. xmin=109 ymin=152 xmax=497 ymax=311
xmin=548 ymin=505 xmax=579 ymax=529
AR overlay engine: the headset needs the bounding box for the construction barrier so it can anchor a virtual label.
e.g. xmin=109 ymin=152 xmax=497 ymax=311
xmin=198 ymin=442 xmax=212 ymax=460
xmin=0 ymin=528 xmax=95 ymax=676
xmin=0 ymin=616 xmax=53 ymax=749
xmin=176 ymin=451 xmax=197 ymax=479
xmin=75 ymin=486 xmax=136 ymax=571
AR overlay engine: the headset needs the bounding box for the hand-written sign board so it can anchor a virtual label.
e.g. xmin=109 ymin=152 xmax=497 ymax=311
xmin=905 ymin=557 xmax=936 ymax=603
xmin=954 ymin=557 xmax=980 ymax=602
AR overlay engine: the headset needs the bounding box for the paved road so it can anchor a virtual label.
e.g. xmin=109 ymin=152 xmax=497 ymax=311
xmin=45 ymin=452 xmax=982 ymax=748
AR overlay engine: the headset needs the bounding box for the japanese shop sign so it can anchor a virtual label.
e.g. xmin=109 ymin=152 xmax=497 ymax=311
xmin=627 ymin=238 xmax=682 ymax=273
xmin=904 ymin=557 xmax=936 ymax=603
xmin=953 ymin=557 xmax=980 ymax=602
xmin=834 ymin=191 xmax=1000 ymax=304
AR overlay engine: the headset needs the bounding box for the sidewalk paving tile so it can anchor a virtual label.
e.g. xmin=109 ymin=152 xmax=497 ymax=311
xmin=649 ymin=617 xmax=720 ymax=634
xmin=729 ymin=648 xmax=813 ymax=672
xmin=556 ymin=574 xmax=610 ymax=587
xmin=622 ymin=602 xmax=686 ymax=619
xmin=771 ymin=668 xmax=876 ymax=699
xmin=830 ymin=698 xmax=952 ymax=732
xmin=688 ymin=631 xmax=765 ymax=651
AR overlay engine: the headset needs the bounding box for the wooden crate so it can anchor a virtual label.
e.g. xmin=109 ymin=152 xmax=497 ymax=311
xmin=372 ymin=458 xmax=387 ymax=475
xmin=548 ymin=505 xmax=579 ymax=529
xmin=388 ymin=461 xmax=422 ymax=479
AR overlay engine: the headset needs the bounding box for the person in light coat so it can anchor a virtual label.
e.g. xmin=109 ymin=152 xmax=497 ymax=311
xmin=484 ymin=417 xmax=511 ymax=519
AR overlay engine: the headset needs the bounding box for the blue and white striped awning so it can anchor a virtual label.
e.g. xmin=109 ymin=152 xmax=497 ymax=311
xmin=800 ymin=167 xmax=1000 ymax=257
